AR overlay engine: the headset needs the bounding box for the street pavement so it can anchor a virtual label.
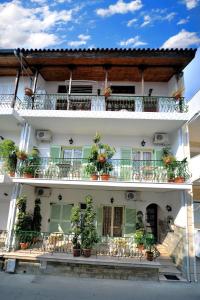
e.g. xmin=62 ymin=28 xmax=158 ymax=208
xmin=0 ymin=272 xmax=199 ymax=300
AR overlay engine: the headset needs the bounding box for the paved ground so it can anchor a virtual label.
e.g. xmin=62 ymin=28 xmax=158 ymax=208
xmin=0 ymin=272 xmax=199 ymax=300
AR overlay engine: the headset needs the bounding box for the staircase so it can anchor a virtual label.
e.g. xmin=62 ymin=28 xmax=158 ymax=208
xmin=157 ymin=244 xmax=186 ymax=281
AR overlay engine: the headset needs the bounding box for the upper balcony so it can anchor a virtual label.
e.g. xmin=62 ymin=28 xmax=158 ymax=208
xmin=18 ymin=93 xmax=187 ymax=114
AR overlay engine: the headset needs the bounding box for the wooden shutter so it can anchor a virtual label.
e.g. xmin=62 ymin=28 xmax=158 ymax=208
xmin=49 ymin=204 xmax=72 ymax=233
xmin=120 ymin=148 xmax=132 ymax=180
xmin=124 ymin=208 xmax=136 ymax=236
xmin=96 ymin=207 xmax=103 ymax=237
xmin=154 ymin=149 xmax=163 ymax=167
xmin=60 ymin=204 xmax=73 ymax=233
xmin=50 ymin=145 xmax=61 ymax=163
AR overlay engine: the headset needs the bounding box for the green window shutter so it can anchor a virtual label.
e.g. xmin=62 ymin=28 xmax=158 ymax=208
xmin=96 ymin=207 xmax=103 ymax=237
xmin=154 ymin=150 xmax=163 ymax=167
xmin=50 ymin=145 xmax=61 ymax=163
xmin=124 ymin=208 xmax=136 ymax=236
xmin=120 ymin=148 xmax=132 ymax=180
xmin=61 ymin=204 xmax=73 ymax=233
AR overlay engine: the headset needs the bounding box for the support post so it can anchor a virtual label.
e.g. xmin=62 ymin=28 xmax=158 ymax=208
xmin=11 ymin=68 xmax=20 ymax=108
xmin=31 ymin=69 xmax=39 ymax=109
xmin=6 ymin=184 xmax=22 ymax=250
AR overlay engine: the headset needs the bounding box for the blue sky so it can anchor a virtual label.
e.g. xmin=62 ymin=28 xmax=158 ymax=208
xmin=0 ymin=0 xmax=199 ymax=49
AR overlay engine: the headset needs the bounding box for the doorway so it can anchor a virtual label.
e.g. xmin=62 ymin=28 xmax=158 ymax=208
xmin=146 ymin=204 xmax=158 ymax=241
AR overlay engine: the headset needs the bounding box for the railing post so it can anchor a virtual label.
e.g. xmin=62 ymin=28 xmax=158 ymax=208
xmin=11 ymin=68 xmax=20 ymax=108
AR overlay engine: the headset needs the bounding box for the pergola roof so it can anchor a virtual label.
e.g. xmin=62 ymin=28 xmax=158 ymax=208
xmin=0 ymin=48 xmax=196 ymax=82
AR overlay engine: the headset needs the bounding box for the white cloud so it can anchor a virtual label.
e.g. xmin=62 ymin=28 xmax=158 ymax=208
xmin=161 ymin=29 xmax=200 ymax=48
xmin=183 ymin=0 xmax=199 ymax=10
xmin=0 ymin=1 xmax=76 ymax=48
xmin=120 ymin=36 xmax=147 ymax=47
xmin=141 ymin=15 xmax=151 ymax=27
xmin=127 ymin=18 xmax=137 ymax=27
xmin=177 ymin=17 xmax=190 ymax=25
xmin=68 ymin=34 xmax=91 ymax=47
xmin=164 ymin=12 xmax=176 ymax=21
xmin=96 ymin=0 xmax=143 ymax=17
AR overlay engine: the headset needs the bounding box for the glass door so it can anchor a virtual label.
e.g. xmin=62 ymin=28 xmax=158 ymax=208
xmin=102 ymin=206 xmax=123 ymax=237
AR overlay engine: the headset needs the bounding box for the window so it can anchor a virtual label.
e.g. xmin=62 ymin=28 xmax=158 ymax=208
xmin=62 ymin=147 xmax=82 ymax=167
xmin=102 ymin=206 xmax=123 ymax=237
xmin=58 ymin=85 xmax=93 ymax=94
xmin=49 ymin=204 xmax=73 ymax=233
xmin=110 ymin=85 xmax=135 ymax=94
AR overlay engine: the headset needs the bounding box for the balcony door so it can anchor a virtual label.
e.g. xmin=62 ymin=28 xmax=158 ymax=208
xmin=102 ymin=206 xmax=123 ymax=237
xmin=49 ymin=204 xmax=73 ymax=233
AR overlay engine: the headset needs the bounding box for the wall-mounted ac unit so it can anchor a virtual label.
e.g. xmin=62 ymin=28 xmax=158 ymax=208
xmin=125 ymin=191 xmax=137 ymax=201
xmin=36 ymin=130 xmax=52 ymax=142
xmin=153 ymin=133 xmax=169 ymax=145
xmin=35 ymin=187 xmax=51 ymax=197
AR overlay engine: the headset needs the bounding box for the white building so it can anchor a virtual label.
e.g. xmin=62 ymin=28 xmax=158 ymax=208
xmin=0 ymin=48 xmax=198 ymax=281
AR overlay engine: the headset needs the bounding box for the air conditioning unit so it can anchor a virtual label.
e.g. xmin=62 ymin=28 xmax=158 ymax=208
xmin=36 ymin=130 xmax=52 ymax=142
xmin=125 ymin=191 xmax=137 ymax=201
xmin=35 ymin=187 xmax=51 ymax=197
xmin=153 ymin=133 xmax=169 ymax=145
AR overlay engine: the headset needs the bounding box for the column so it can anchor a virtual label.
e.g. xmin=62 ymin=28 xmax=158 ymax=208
xmin=11 ymin=68 xmax=20 ymax=108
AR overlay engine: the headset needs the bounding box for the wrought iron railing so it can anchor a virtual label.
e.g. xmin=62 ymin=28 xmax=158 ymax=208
xmin=19 ymin=94 xmax=188 ymax=113
xmin=0 ymin=230 xmax=8 ymax=251
xmin=13 ymin=158 xmax=190 ymax=183
xmin=0 ymin=95 xmax=22 ymax=109
xmin=11 ymin=231 xmax=160 ymax=259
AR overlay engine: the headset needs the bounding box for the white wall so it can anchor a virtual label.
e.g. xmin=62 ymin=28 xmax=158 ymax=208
xmin=21 ymin=185 xmax=184 ymax=233
xmin=0 ymin=131 xmax=21 ymax=146
xmin=0 ymin=185 xmax=13 ymax=230
xmin=35 ymin=133 xmax=164 ymax=159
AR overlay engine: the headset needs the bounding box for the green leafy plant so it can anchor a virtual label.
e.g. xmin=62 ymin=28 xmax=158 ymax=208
xmin=0 ymin=139 xmax=18 ymax=174
xmin=86 ymin=133 xmax=116 ymax=177
xmin=32 ymin=198 xmax=42 ymax=232
xmin=134 ymin=230 xmax=145 ymax=246
xmin=15 ymin=196 xmax=33 ymax=244
xmin=70 ymin=205 xmax=81 ymax=249
xmin=145 ymin=233 xmax=155 ymax=253
xmin=20 ymin=147 xmax=40 ymax=177
xmin=81 ymin=195 xmax=99 ymax=249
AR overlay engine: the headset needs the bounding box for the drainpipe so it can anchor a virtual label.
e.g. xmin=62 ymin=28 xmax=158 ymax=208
xmin=11 ymin=68 xmax=20 ymax=108
xmin=31 ymin=69 xmax=39 ymax=109
xmin=182 ymin=190 xmax=190 ymax=281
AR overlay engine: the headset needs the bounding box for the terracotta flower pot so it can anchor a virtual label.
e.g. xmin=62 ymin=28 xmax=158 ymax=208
xmin=23 ymin=173 xmax=33 ymax=179
xmin=9 ymin=171 xmax=15 ymax=177
xmin=82 ymin=248 xmax=91 ymax=257
xmin=98 ymin=156 xmax=106 ymax=163
xmin=100 ymin=174 xmax=110 ymax=181
xmin=146 ymin=251 xmax=154 ymax=261
xmin=91 ymin=174 xmax=98 ymax=180
xmin=174 ymin=176 xmax=185 ymax=183
xmin=168 ymin=178 xmax=175 ymax=183
xmin=24 ymin=88 xmax=33 ymax=96
xmin=73 ymin=248 xmax=81 ymax=257
xmin=20 ymin=242 xmax=30 ymax=250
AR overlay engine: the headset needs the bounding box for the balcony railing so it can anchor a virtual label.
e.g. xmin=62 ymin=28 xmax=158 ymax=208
xmin=0 ymin=94 xmax=22 ymax=110
xmin=11 ymin=158 xmax=189 ymax=184
xmin=18 ymin=94 xmax=188 ymax=113
xmin=11 ymin=231 xmax=160 ymax=259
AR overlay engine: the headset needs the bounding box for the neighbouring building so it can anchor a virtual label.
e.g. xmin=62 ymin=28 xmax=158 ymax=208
xmin=0 ymin=48 xmax=198 ymax=281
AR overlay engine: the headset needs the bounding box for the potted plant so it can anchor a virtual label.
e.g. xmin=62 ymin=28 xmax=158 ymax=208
xmin=162 ymin=147 xmax=177 ymax=182
xmin=15 ymin=196 xmax=33 ymax=249
xmin=104 ymin=87 xmax=112 ymax=97
xmin=20 ymin=148 xmax=40 ymax=178
xmin=145 ymin=233 xmax=155 ymax=261
xmin=174 ymin=158 xmax=189 ymax=183
xmin=70 ymin=205 xmax=81 ymax=257
xmin=85 ymin=163 xmax=98 ymax=180
xmin=24 ymin=87 xmax=33 ymax=96
xmin=134 ymin=230 xmax=145 ymax=251
xmin=0 ymin=139 xmax=18 ymax=176
xmin=81 ymin=195 xmax=98 ymax=257
xmin=86 ymin=133 xmax=116 ymax=182
xmin=17 ymin=150 xmax=28 ymax=161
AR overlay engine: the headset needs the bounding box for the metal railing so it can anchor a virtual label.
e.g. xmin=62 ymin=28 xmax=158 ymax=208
xmin=0 ymin=94 xmax=22 ymax=110
xmin=19 ymin=94 xmax=188 ymax=113
xmin=11 ymin=231 xmax=160 ymax=259
xmin=13 ymin=158 xmax=189 ymax=183
xmin=0 ymin=230 xmax=8 ymax=251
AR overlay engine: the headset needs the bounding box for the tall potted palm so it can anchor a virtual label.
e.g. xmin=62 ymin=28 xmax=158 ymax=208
xmin=81 ymin=195 xmax=98 ymax=257
xmin=70 ymin=205 xmax=81 ymax=257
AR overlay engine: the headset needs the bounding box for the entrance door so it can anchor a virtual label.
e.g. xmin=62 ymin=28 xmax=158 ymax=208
xmin=146 ymin=204 xmax=157 ymax=241
xmin=102 ymin=206 xmax=123 ymax=237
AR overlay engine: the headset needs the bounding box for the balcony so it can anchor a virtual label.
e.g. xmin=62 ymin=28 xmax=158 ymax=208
xmin=11 ymin=158 xmax=190 ymax=185
xmin=0 ymin=94 xmax=22 ymax=109
xmin=18 ymin=94 xmax=188 ymax=113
